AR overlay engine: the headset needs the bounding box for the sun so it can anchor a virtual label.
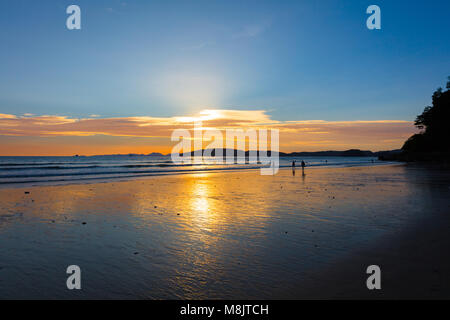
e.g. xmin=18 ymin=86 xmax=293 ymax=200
xmin=175 ymin=109 xmax=223 ymax=123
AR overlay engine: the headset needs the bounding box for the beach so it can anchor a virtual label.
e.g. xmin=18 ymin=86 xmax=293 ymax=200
xmin=0 ymin=164 xmax=449 ymax=299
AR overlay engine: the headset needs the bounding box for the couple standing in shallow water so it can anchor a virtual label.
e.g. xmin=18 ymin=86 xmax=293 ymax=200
xmin=292 ymin=160 xmax=305 ymax=176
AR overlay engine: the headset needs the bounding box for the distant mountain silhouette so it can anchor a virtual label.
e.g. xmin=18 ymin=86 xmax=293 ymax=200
xmin=286 ymin=149 xmax=376 ymax=157
xmin=69 ymin=149 xmax=401 ymax=159
xmin=172 ymin=148 xmax=392 ymax=158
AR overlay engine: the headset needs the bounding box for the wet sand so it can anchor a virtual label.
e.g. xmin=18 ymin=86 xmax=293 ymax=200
xmin=0 ymin=164 xmax=449 ymax=299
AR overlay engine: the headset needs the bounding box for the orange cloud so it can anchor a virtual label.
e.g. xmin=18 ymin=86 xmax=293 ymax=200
xmin=0 ymin=114 xmax=17 ymax=119
xmin=0 ymin=110 xmax=417 ymax=155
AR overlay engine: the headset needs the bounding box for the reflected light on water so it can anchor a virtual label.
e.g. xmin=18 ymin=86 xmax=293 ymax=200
xmin=0 ymin=165 xmax=441 ymax=299
xmin=191 ymin=181 xmax=210 ymax=214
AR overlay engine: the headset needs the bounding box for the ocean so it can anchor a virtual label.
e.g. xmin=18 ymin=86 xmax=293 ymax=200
xmin=0 ymin=155 xmax=386 ymax=188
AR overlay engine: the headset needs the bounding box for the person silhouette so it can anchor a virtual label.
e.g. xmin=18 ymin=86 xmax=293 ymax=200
xmin=301 ymin=160 xmax=306 ymax=175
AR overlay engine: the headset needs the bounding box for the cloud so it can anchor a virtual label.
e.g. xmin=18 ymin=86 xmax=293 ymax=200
xmin=0 ymin=109 xmax=417 ymax=152
xmin=0 ymin=114 xmax=17 ymax=119
xmin=0 ymin=110 xmax=274 ymax=137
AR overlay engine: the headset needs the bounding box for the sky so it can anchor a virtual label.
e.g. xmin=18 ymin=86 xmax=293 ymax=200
xmin=0 ymin=0 xmax=449 ymax=155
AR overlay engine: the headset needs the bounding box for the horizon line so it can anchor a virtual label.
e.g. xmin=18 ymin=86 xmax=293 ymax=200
xmin=0 ymin=148 xmax=401 ymax=158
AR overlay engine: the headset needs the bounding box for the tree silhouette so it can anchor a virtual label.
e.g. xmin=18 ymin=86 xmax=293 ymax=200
xmin=402 ymin=77 xmax=450 ymax=155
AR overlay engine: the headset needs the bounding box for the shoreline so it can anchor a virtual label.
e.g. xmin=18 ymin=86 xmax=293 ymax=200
xmin=0 ymin=161 xmax=396 ymax=190
xmin=0 ymin=164 xmax=449 ymax=299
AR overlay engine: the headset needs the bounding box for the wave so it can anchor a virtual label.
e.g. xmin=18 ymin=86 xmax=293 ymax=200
xmin=0 ymin=163 xmax=210 ymax=171
xmin=0 ymin=165 xmax=271 ymax=185
xmin=0 ymin=156 xmax=388 ymax=187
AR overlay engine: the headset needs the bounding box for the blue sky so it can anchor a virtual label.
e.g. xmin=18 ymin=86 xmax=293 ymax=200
xmin=0 ymin=0 xmax=449 ymax=121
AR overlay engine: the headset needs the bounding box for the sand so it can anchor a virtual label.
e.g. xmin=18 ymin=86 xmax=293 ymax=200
xmin=0 ymin=164 xmax=449 ymax=299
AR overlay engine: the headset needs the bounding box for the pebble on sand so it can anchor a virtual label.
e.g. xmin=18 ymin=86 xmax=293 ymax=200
xmin=24 ymin=191 xmax=30 ymax=194
xmin=82 ymin=222 xmax=87 ymax=225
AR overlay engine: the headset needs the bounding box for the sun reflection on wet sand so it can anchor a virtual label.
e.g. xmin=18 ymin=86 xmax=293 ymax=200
xmin=0 ymin=165 xmax=449 ymax=298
